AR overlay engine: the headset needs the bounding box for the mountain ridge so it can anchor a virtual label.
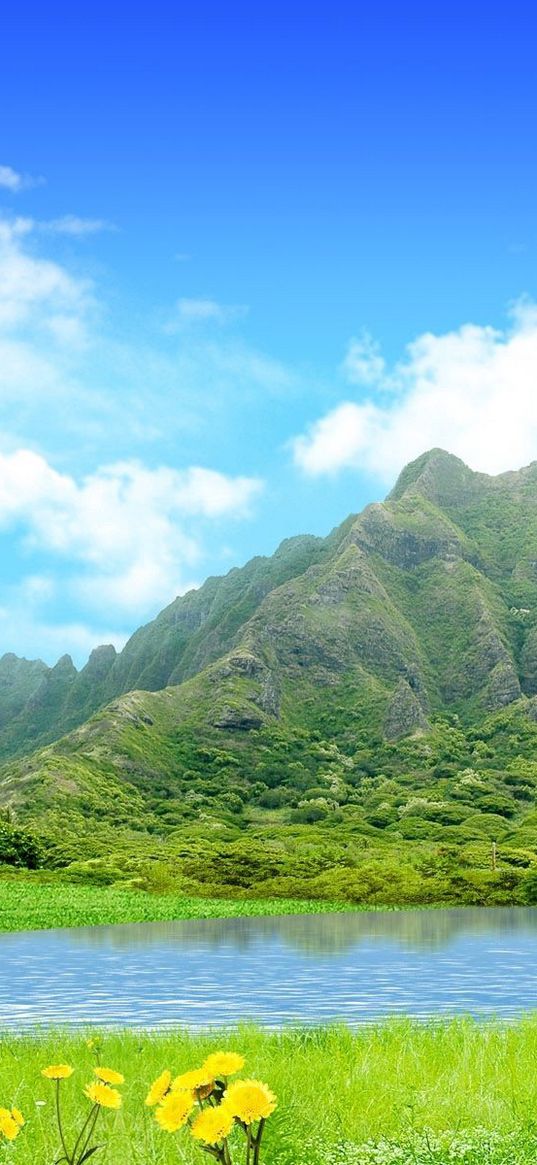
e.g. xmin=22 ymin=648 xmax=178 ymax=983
xmin=3 ymin=447 xmax=537 ymax=762
xmin=4 ymin=448 xmax=537 ymax=905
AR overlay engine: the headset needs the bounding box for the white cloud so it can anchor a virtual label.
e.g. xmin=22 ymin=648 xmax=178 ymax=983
xmin=39 ymin=215 xmax=115 ymax=236
xmin=0 ymin=449 xmax=263 ymax=616
xmin=0 ymin=191 xmax=291 ymax=663
xmin=293 ymin=401 xmax=379 ymax=476
xmin=0 ymin=166 xmax=23 ymax=191
xmin=0 ymin=217 xmax=98 ymax=428
xmin=342 ymin=330 xmax=386 ymax=385
xmin=0 ymin=216 xmax=91 ymax=330
xmin=0 ymin=165 xmax=42 ymax=192
xmin=292 ymin=301 xmax=537 ymax=479
xmin=167 ymin=297 xmax=248 ymax=328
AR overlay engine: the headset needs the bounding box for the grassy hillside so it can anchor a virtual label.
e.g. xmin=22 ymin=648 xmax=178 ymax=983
xmin=3 ymin=691 xmax=537 ymax=906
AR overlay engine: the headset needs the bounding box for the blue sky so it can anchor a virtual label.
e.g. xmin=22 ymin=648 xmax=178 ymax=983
xmin=1 ymin=1 xmax=537 ymax=663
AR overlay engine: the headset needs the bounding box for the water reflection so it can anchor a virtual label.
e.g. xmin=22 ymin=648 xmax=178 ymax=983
xmin=0 ymin=907 xmax=536 ymax=1030
xmin=63 ymin=906 xmax=537 ymax=955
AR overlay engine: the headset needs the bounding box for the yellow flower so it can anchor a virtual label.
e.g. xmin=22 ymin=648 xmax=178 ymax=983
xmin=84 ymin=1082 xmax=122 ymax=1109
xmin=224 ymin=1079 xmax=277 ymax=1124
xmin=191 ymin=1104 xmax=234 ymax=1146
xmin=145 ymin=1069 xmax=172 ymax=1107
xmin=0 ymin=1109 xmax=19 ymax=1142
xmin=41 ymin=1064 xmax=74 ymax=1080
xmin=11 ymin=1108 xmax=24 ymax=1128
xmin=203 ymin=1051 xmax=245 ymax=1078
xmin=94 ymin=1066 xmax=124 ymax=1085
xmin=155 ymin=1089 xmax=194 ymax=1132
xmin=172 ymin=1067 xmax=214 ymax=1094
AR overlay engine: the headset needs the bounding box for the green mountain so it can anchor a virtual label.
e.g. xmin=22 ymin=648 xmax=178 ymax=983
xmin=5 ymin=448 xmax=537 ymax=907
xmin=0 ymin=531 xmax=338 ymax=759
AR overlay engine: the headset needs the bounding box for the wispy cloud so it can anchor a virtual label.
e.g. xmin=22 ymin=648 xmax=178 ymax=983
xmin=39 ymin=215 xmax=116 ymax=236
xmin=0 ymin=164 xmax=43 ymax=192
xmin=341 ymin=330 xmax=386 ymax=386
xmin=0 ymin=214 xmax=97 ymax=423
xmin=292 ymin=300 xmax=537 ymax=480
xmin=0 ymin=214 xmax=293 ymax=449
xmin=166 ymin=297 xmax=248 ymax=330
xmin=0 ymin=217 xmax=92 ymax=330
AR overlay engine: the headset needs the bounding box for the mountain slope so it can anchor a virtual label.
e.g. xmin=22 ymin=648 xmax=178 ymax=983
xmin=5 ymin=449 xmax=537 ymax=903
xmin=4 ymin=447 xmax=537 ymax=761
xmin=0 ymin=530 xmax=341 ymax=759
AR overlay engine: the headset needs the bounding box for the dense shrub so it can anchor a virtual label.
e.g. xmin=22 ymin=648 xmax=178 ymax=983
xmin=0 ymin=820 xmax=41 ymax=869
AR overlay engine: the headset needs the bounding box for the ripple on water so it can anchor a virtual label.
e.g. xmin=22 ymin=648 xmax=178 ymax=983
xmin=1 ymin=906 xmax=537 ymax=1029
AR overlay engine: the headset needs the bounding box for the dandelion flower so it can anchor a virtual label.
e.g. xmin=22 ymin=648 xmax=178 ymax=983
xmin=42 ymin=1064 xmax=74 ymax=1080
xmin=203 ymin=1051 xmax=245 ymax=1078
xmin=224 ymin=1080 xmax=277 ymax=1124
xmin=94 ymin=1067 xmax=124 ymax=1085
xmin=172 ymin=1067 xmax=214 ymax=1093
xmin=0 ymin=1109 xmax=19 ymax=1142
xmin=145 ymin=1069 xmax=172 ymax=1107
xmin=84 ymin=1082 xmax=122 ymax=1109
xmin=191 ymin=1104 xmax=234 ymax=1146
xmin=11 ymin=1108 xmax=24 ymax=1128
xmin=155 ymin=1089 xmax=194 ymax=1132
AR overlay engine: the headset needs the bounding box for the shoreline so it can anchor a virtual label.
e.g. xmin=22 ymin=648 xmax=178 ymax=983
xmin=0 ymin=876 xmax=397 ymax=934
xmin=0 ymin=875 xmax=520 ymax=935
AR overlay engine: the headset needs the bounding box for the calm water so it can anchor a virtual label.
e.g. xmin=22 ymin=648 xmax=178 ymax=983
xmin=1 ymin=907 xmax=537 ymax=1030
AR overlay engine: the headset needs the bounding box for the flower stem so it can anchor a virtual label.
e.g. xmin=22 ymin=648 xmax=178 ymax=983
xmin=55 ymin=1079 xmax=71 ymax=1164
xmin=72 ymin=1103 xmax=99 ymax=1165
xmin=252 ymin=1118 xmax=265 ymax=1165
xmin=201 ymin=1146 xmax=224 ymax=1161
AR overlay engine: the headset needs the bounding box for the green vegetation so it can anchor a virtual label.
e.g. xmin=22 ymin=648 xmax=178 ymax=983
xmin=5 ymin=701 xmax=537 ymax=907
xmin=0 ymin=879 xmax=356 ymax=933
xmin=6 ymin=450 xmax=537 ymax=907
xmin=0 ymin=817 xmax=41 ymax=870
xmin=5 ymin=1019 xmax=537 ymax=1163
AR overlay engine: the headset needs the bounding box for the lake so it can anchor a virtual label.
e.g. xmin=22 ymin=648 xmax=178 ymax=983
xmin=1 ymin=906 xmax=537 ymax=1030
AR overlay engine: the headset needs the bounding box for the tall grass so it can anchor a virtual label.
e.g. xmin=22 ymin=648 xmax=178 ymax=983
xmin=3 ymin=1020 xmax=537 ymax=1163
xmin=0 ymin=880 xmax=358 ymax=933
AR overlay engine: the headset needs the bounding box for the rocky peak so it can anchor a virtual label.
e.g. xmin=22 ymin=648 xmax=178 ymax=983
xmin=51 ymin=654 xmax=77 ymax=678
xmin=388 ymin=449 xmax=478 ymax=509
xmin=81 ymin=644 xmax=117 ymax=679
xmin=0 ymin=652 xmax=47 ymax=680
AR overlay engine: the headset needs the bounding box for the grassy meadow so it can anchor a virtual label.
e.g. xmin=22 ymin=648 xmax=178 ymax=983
xmin=3 ymin=1019 xmax=537 ymax=1164
xmin=0 ymin=878 xmax=362 ymax=933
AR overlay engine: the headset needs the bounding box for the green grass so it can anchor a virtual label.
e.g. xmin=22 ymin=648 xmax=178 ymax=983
xmin=4 ymin=1019 xmax=537 ymax=1164
xmin=0 ymin=879 xmax=361 ymax=933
